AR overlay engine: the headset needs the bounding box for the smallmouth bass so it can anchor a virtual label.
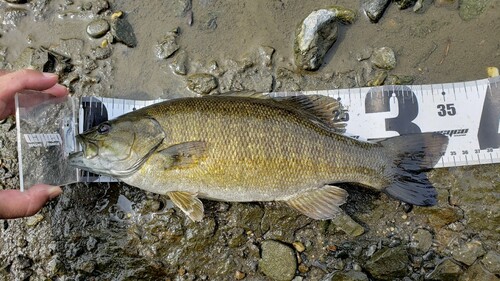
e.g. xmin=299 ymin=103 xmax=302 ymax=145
xmin=69 ymin=93 xmax=448 ymax=221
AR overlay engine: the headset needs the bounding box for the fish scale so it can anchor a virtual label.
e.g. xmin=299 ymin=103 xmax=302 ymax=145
xmin=134 ymin=97 xmax=379 ymax=199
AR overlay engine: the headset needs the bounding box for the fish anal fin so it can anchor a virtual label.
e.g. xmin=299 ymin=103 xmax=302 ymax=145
xmin=159 ymin=141 xmax=208 ymax=169
xmin=168 ymin=191 xmax=204 ymax=222
xmin=286 ymin=185 xmax=348 ymax=220
xmin=275 ymin=95 xmax=347 ymax=133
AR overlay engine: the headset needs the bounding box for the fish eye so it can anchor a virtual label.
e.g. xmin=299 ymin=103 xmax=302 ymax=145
xmin=97 ymin=122 xmax=111 ymax=134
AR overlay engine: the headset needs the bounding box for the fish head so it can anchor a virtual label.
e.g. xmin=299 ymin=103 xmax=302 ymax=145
xmin=69 ymin=115 xmax=165 ymax=178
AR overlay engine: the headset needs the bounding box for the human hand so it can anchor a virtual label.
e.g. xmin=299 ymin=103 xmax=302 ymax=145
xmin=0 ymin=69 xmax=68 ymax=120
xmin=0 ymin=69 xmax=68 ymax=219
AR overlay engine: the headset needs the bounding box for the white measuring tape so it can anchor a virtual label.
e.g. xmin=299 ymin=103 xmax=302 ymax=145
xmin=78 ymin=76 xmax=500 ymax=170
xmin=15 ymin=76 xmax=500 ymax=188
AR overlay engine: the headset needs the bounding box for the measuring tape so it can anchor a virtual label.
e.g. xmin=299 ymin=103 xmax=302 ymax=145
xmin=78 ymin=76 xmax=500 ymax=170
xmin=15 ymin=76 xmax=500 ymax=188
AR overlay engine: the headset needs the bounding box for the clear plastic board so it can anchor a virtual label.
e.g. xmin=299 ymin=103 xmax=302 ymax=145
xmin=15 ymin=91 xmax=78 ymax=191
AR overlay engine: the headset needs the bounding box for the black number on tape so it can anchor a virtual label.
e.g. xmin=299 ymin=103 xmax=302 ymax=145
xmin=365 ymin=86 xmax=421 ymax=135
xmin=437 ymin=103 xmax=456 ymax=116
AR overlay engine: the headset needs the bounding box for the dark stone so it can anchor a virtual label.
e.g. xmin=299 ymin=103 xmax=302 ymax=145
xmin=362 ymin=0 xmax=390 ymax=23
xmin=365 ymin=246 xmax=409 ymax=280
xmin=111 ymin=17 xmax=137 ymax=48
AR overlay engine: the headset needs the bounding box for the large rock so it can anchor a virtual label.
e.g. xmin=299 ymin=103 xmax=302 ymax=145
xmin=329 ymin=212 xmax=365 ymax=237
xmin=294 ymin=6 xmax=356 ymax=71
xmin=459 ymin=0 xmax=491 ymax=21
xmin=459 ymin=262 xmax=497 ymax=281
xmin=259 ymin=240 xmax=297 ymax=281
xmin=452 ymin=240 xmax=486 ymax=266
xmin=426 ymin=258 xmax=463 ymax=281
xmin=364 ymin=246 xmax=409 ymax=280
xmin=330 ymin=270 xmax=369 ymax=281
xmin=481 ymin=251 xmax=500 ymax=274
xmin=409 ymin=229 xmax=433 ymax=255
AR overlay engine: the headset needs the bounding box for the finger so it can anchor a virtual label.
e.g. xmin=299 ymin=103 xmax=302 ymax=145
xmin=0 ymin=185 xmax=62 ymax=219
xmin=0 ymin=69 xmax=67 ymax=119
xmin=0 ymin=69 xmax=60 ymax=97
xmin=41 ymin=83 xmax=69 ymax=97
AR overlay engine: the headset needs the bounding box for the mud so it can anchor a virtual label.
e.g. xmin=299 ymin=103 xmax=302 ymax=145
xmin=0 ymin=0 xmax=499 ymax=280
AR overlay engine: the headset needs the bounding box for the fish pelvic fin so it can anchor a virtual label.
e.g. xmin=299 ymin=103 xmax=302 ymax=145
xmin=168 ymin=191 xmax=204 ymax=222
xmin=380 ymin=133 xmax=449 ymax=206
xmin=286 ymin=185 xmax=348 ymax=220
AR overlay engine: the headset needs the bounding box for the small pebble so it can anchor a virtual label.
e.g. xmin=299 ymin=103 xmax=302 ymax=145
xmin=86 ymin=19 xmax=110 ymax=38
xmin=111 ymin=11 xmax=123 ymax=19
xmin=371 ymin=47 xmax=396 ymax=70
xmin=92 ymin=45 xmax=112 ymax=60
xmin=25 ymin=214 xmax=44 ymax=226
xmin=327 ymin=245 xmax=337 ymax=252
xmin=487 ymin=66 xmax=499 ymax=77
xmin=298 ymin=263 xmax=309 ymax=273
xmin=292 ymin=241 xmax=306 ymax=253
xmin=234 ymin=270 xmax=245 ymax=280
xmin=101 ymin=39 xmax=109 ymax=48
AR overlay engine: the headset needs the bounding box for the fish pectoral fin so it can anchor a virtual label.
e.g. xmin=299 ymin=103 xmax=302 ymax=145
xmin=286 ymin=185 xmax=348 ymax=220
xmin=168 ymin=191 xmax=204 ymax=222
xmin=159 ymin=141 xmax=208 ymax=169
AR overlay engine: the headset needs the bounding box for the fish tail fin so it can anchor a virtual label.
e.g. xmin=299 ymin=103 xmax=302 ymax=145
xmin=379 ymin=133 xmax=448 ymax=206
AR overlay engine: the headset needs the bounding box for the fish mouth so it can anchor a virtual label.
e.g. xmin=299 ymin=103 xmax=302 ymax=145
xmin=68 ymin=135 xmax=99 ymax=170
xmin=75 ymin=135 xmax=99 ymax=159
xmin=68 ymin=151 xmax=84 ymax=167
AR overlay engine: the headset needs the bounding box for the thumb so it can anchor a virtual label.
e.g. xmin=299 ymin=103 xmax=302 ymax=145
xmin=0 ymin=185 xmax=62 ymax=219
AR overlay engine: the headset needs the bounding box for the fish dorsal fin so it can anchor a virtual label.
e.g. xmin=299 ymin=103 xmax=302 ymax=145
xmin=286 ymin=185 xmax=348 ymax=220
xmin=217 ymin=91 xmax=271 ymax=99
xmin=275 ymin=95 xmax=347 ymax=133
xmin=219 ymin=92 xmax=347 ymax=133
xmin=159 ymin=141 xmax=208 ymax=169
xmin=168 ymin=191 xmax=204 ymax=222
